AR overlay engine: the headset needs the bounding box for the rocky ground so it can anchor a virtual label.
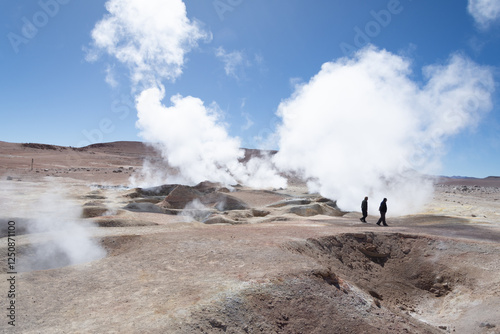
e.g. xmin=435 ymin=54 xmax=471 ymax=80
xmin=0 ymin=141 xmax=499 ymax=333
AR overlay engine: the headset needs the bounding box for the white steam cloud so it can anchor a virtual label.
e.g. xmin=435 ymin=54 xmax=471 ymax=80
xmin=135 ymin=85 xmax=242 ymax=185
xmin=273 ymin=46 xmax=494 ymax=215
xmin=468 ymin=0 xmax=500 ymax=29
xmin=180 ymin=199 xmax=212 ymax=222
xmin=134 ymin=85 xmax=287 ymax=188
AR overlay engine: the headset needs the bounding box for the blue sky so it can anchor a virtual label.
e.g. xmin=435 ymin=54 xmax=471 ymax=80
xmin=1 ymin=0 xmax=500 ymax=178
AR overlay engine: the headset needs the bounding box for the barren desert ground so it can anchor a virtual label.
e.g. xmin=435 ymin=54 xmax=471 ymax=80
xmin=1 ymin=141 xmax=499 ymax=333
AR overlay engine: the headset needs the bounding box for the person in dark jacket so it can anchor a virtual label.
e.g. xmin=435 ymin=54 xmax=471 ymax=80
xmin=376 ymin=198 xmax=388 ymax=226
xmin=360 ymin=196 xmax=368 ymax=223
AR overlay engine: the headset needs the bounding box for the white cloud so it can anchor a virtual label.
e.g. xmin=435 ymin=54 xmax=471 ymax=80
xmin=239 ymin=98 xmax=254 ymax=131
xmin=105 ymin=65 xmax=118 ymax=88
xmin=241 ymin=111 xmax=254 ymax=131
xmin=468 ymin=0 xmax=500 ymax=29
xmin=215 ymin=47 xmax=248 ymax=79
xmin=289 ymin=77 xmax=303 ymax=90
xmin=254 ymin=53 xmax=264 ymax=65
xmin=273 ymin=46 xmax=494 ymax=215
xmin=88 ymin=0 xmax=210 ymax=88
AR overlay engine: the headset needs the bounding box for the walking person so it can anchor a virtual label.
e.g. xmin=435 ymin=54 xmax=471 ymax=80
xmin=376 ymin=198 xmax=388 ymax=226
xmin=360 ymin=196 xmax=368 ymax=223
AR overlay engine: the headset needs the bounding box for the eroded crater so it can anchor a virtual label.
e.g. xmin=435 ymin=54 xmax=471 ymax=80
xmin=283 ymin=232 xmax=499 ymax=332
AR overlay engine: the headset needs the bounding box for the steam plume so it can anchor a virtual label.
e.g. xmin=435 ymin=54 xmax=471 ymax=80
xmin=0 ymin=180 xmax=106 ymax=271
xmin=134 ymin=85 xmax=287 ymax=188
xmin=89 ymin=0 xmax=286 ymax=189
xmin=273 ymin=46 xmax=494 ymax=214
xmin=135 ymin=85 xmax=242 ymax=185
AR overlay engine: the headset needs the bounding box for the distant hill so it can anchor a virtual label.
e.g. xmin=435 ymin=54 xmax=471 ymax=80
xmin=437 ymin=175 xmax=500 ymax=187
xmin=3 ymin=140 xmax=498 ymax=185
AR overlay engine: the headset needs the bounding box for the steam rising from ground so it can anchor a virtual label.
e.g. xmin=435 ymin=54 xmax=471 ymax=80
xmin=180 ymin=199 xmax=212 ymax=223
xmin=0 ymin=180 xmax=106 ymax=271
xmin=89 ymin=1 xmax=495 ymax=215
xmin=135 ymin=86 xmax=242 ymax=186
xmin=133 ymin=85 xmax=286 ymax=188
xmin=273 ymin=47 xmax=494 ymax=214
xmin=90 ymin=0 xmax=286 ymax=189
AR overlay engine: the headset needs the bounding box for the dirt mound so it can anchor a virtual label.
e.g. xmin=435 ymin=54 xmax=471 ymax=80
xmin=92 ymin=217 xmax=158 ymax=227
xmin=131 ymin=184 xmax=179 ymax=197
xmin=268 ymin=198 xmax=313 ymax=208
xmin=157 ymin=185 xmax=200 ymax=209
xmin=193 ymin=181 xmax=229 ymax=193
xmin=81 ymin=206 xmax=109 ymax=218
xmin=123 ymin=202 xmax=165 ymax=214
xmin=157 ymin=184 xmax=249 ymax=211
xmin=100 ymin=235 xmax=142 ymax=256
xmin=267 ymin=197 xmax=345 ymax=217
xmin=201 ymin=192 xmax=249 ymax=211
xmin=286 ymin=203 xmax=344 ymax=217
xmin=203 ymin=215 xmax=240 ymax=225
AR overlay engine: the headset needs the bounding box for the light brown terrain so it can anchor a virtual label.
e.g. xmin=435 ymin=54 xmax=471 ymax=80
xmin=0 ymin=141 xmax=499 ymax=333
